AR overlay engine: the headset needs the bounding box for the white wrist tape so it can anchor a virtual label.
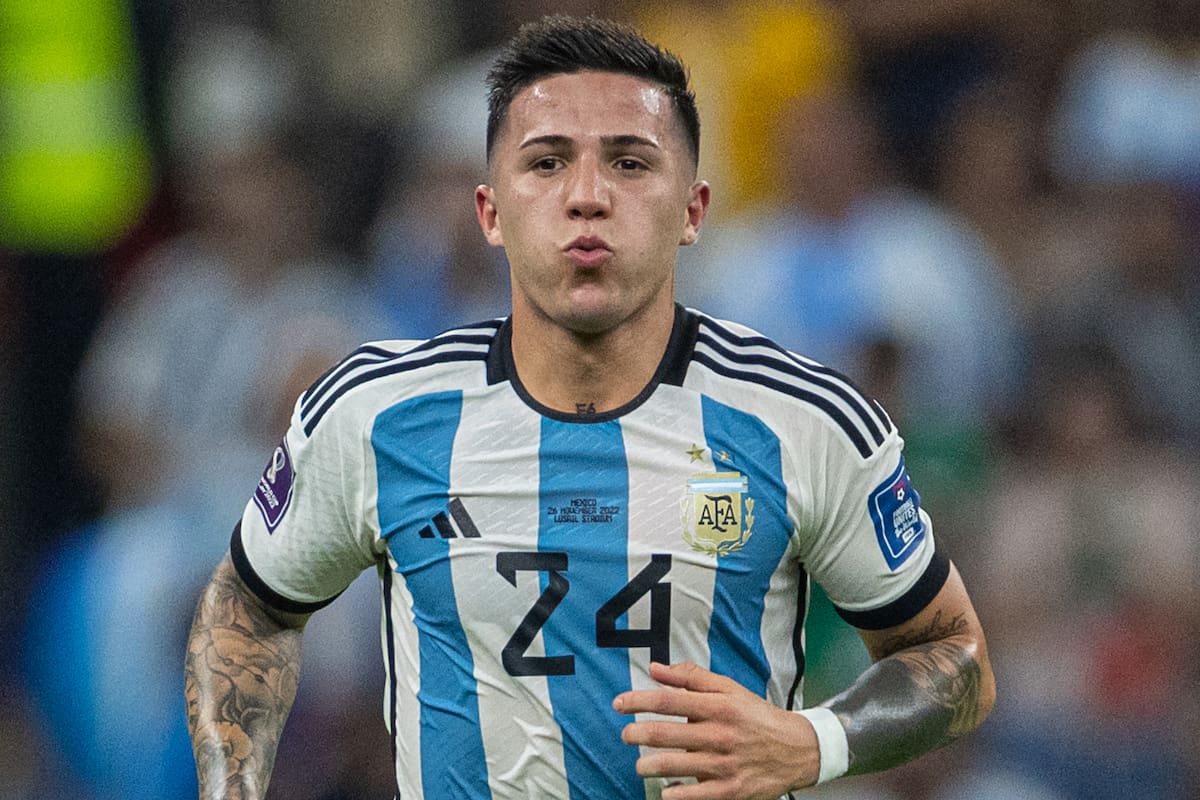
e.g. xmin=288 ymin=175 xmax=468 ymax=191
xmin=796 ymin=707 xmax=849 ymax=784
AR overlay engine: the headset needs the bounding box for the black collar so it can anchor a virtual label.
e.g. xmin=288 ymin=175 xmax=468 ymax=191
xmin=486 ymin=303 xmax=700 ymax=422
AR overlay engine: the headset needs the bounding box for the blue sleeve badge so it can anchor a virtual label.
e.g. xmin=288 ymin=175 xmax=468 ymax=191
xmin=867 ymin=457 xmax=926 ymax=571
xmin=253 ymin=439 xmax=295 ymax=533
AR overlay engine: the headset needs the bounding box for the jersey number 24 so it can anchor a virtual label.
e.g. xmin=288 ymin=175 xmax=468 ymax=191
xmin=495 ymin=552 xmax=672 ymax=676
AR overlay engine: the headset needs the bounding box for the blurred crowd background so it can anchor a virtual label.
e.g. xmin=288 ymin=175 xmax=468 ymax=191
xmin=2 ymin=1 xmax=1198 ymax=798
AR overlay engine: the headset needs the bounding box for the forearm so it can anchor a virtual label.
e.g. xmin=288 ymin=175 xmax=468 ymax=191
xmin=824 ymin=611 xmax=989 ymax=775
xmin=185 ymin=555 xmax=304 ymax=800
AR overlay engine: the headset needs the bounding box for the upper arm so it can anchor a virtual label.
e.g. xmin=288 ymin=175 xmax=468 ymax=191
xmin=233 ymin=379 xmax=380 ymax=614
xmin=206 ymin=552 xmax=313 ymax=632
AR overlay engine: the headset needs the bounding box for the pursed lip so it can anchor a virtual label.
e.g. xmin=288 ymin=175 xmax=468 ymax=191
xmin=565 ymin=235 xmax=611 ymax=252
xmin=564 ymin=235 xmax=613 ymax=267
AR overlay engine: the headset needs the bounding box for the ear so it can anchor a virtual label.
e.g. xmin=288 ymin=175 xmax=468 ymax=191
xmin=679 ymin=180 xmax=711 ymax=246
xmin=475 ymin=184 xmax=504 ymax=247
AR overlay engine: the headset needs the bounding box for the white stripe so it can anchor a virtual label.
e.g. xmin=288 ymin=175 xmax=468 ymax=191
xmin=450 ymin=389 xmax=570 ymax=799
xmin=623 ymin=388 xmax=717 ymax=799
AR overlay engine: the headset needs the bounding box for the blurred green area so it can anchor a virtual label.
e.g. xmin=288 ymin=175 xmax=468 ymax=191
xmin=0 ymin=0 xmax=152 ymax=253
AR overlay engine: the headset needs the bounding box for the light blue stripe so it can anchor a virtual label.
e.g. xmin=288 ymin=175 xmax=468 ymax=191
xmin=701 ymin=395 xmax=792 ymax=697
xmin=688 ymin=478 xmax=747 ymax=492
xmin=538 ymin=418 xmax=641 ymax=798
xmin=373 ymin=391 xmax=490 ymax=799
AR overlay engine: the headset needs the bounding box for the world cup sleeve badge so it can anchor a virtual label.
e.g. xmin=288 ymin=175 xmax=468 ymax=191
xmin=867 ymin=457 xmax=925 ymax=570
xmin=253 ymin=439 xmax=295 ymax=533
xmin=680 ymin=472 xmax=754 ymax=556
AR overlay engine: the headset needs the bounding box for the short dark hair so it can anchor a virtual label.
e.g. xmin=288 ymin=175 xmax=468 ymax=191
xmin=486 ymin=15 xmax=700 ymax=167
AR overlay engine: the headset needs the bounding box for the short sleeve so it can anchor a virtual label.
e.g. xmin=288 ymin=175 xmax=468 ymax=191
xmin=232 ymin=392 xmax=379 ymax=613
xmin=800 ymin=430 xmax=948 ymax=631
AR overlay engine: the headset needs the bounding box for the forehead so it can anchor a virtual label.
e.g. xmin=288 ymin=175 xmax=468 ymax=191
xmin=499 ymin=70 xmax=677 ymax=148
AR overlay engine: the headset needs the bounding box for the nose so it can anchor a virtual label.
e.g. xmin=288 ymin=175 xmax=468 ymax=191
xmin=565 ymin=156 xmax=611 ymax=220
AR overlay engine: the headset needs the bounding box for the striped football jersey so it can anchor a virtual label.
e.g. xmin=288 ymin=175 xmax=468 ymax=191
xmin=233 ymin=304 xmax=948 ymax=799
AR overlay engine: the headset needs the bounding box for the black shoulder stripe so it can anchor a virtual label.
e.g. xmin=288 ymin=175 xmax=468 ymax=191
xmin=697 ymin=319 xmax=892 ymax=439
xmin=301 ymin=344 xmax=398 ymax=417
xmin=229 ymin=522 xmax=341 ymax=615
xmin=834 ymin=550 xmax=950 ymax=631
xmin=302 ymin=348 xmax=488 ymax=436
xmin=796 ymin=360 xmax=892 ymax=434
xmin=301 ymin=330 xmax=497 ymax=421
xmin=699 ymin=317 xmax=892 ymax=435
xmin=696 ymin=330 xmax=887 ymax=447
xmin=692 ymin=351 xmax=873 ymax=458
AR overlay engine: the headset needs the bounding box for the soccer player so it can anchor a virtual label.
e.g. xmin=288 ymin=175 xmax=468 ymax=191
xmin=185 ymin=15 xmax=995 ymax=800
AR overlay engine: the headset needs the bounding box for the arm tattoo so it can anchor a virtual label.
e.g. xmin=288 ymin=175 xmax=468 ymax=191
xmin=827 ymin=611 xmax=984 ymax=775
xmin=185 ymin=557 xmax=303 ymax=799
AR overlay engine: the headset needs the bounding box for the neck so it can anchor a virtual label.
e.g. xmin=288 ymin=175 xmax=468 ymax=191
xmin=509 ymin=300 xmax=676 ymax=416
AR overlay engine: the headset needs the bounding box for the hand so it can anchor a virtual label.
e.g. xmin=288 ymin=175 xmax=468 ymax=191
xmin=612 ymin=661 xmax=821 ymax=799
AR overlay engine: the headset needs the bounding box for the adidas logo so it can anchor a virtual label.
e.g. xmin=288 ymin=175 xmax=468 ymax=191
xmin=418 ymin=498 xmax=481 ymax=539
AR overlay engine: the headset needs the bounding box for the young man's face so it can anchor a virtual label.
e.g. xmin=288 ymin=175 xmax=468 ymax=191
xmin=476 ymin=70 xmax=709 ymax=337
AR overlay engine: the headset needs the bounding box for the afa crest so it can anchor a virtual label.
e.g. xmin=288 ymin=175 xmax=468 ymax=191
xmin=680 ymin=472 xmax=754 ymax=556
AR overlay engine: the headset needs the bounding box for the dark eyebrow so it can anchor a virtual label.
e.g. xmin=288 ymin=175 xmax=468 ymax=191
xmin=519 ymin=134 xmax=573 ymax=150
xmin=517 ymin=134 xmax=661 ymax=150
xmin=601 ymin=134 xmax=660 ymax=150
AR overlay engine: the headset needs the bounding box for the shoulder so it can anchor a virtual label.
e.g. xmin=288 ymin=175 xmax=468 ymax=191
xmin=295 ymin=318 xmax=505 ymax=438
xmin=681 ymin=308 xmax=894 ymax=461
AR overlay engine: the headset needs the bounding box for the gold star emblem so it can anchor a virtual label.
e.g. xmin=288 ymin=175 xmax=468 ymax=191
xmin=686 ymin=443 xmax=706 ymax=462
xmin=717 ymin=450 xmax=732 ymax=462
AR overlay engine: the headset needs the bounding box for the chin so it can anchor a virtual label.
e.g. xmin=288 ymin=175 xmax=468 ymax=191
xmin=552 ymin=296 xmax=631 ymax=335
xmin=559 ymin=309 xmax=622 ymax=337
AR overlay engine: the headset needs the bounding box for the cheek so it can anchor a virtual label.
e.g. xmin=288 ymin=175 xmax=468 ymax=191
xmin=643 ymin=200 xmax=689 ymax=250
xmin=508 ymin=175 xmax=561 ymax=209
xmin=502 ymin=187 xmax=559 ymax=243
xmin=503 ymin=217 xmax=548 ymax=260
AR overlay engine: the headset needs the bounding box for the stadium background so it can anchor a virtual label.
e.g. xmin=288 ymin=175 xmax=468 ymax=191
xmin=2 ymin=1 xmax=1197 ymax=798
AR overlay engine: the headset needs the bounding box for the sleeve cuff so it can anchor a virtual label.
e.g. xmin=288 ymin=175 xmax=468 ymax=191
xmin=833 ymin=549 xmax=950 ymax=631
xmin=230 ymin=521 xmax=342 ymax=615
